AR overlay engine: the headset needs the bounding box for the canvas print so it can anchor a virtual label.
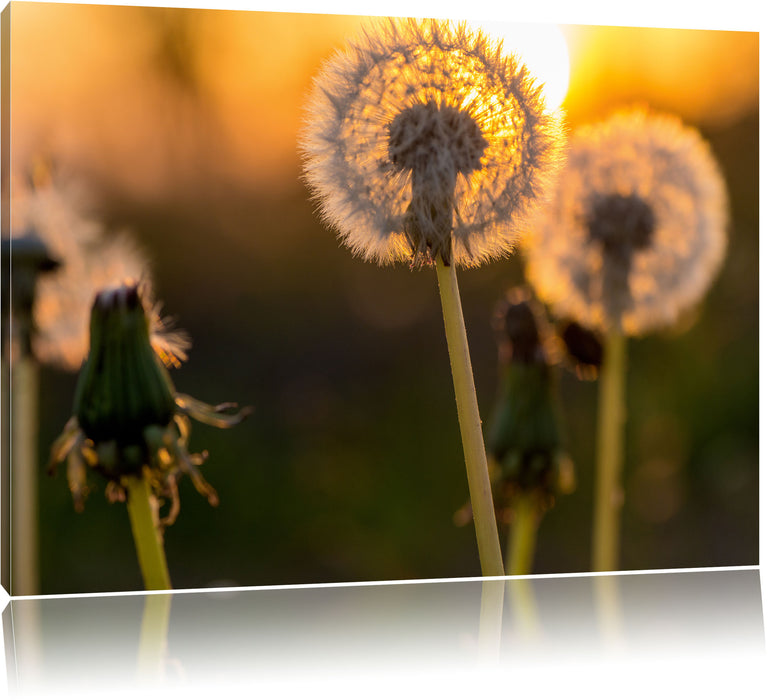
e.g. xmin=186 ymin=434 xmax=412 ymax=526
xmin=1 ymin=3 xmax=758 ymax=596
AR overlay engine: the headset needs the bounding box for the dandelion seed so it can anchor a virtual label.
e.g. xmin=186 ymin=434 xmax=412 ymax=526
xmin=525 ymin=107 xmax=728 ymax=335
xmin=300 ymin=17 xmax=564 ymax=268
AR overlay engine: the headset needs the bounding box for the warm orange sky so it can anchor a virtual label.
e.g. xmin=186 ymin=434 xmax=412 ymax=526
xmin=9 ymin=4 xmax=758 ymax=203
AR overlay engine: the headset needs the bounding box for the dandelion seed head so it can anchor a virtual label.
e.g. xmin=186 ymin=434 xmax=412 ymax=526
xmin=8 ymin=169 xmax=152 ymax=370
xmin=388 ymin=102 xmax=487 ymax=175
xmin=300 ymin=17 xmax=565 ymax=268
xmin=525 ymin=108 xmax=728 ymax=335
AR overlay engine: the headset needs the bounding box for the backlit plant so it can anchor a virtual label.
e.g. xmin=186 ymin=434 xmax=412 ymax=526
xmin=300 ymin=17 xmax=565 ymax=576
xmin=49 ymin=283 xmax=250 ymax=589
xmin=524 ymin=107 xmax=728 ymax=571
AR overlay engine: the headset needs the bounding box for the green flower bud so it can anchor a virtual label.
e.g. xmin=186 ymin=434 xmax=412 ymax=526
xmin=489 ymin=362 xmax=562 ymax=490
xmin=73 ymin=284 xmax=176 ymax=477
xmin=487 ymin=290 xmax=574 ymax=505
xmin=50 ymin=282 xmax=250 ymax=523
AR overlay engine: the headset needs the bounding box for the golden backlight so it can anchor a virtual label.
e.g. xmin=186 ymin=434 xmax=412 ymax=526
xmin=8 ymin=5 xmax=757 ymax=207
xmin=564 ymin=24 xmax=758 ymax=127
xmin=474 ymin=22 xmax=571 ymax=110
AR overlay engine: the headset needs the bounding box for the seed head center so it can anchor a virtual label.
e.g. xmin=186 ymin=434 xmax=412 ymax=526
xmin=388 ymin=102 xmax=487 ymax=175
xmin=586 ymin=193 xmax=656 ymax=262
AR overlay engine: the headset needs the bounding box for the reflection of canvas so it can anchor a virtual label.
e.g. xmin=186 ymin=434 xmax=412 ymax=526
xmin=3 ymin=569 xmax=766 ymax=693
xmin=1 ymin=4 xmax=758 ymax=596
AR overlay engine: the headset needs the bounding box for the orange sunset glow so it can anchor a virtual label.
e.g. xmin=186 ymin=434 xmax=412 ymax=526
xmin=9 ymin=4 xmax=757 ymax=204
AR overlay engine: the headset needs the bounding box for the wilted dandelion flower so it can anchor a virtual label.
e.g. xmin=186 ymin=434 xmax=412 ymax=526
xmin=49 ymin=283 xmax=250 ymax=524
xmin=487 ymin=288 xmax=573 ymax=512
xmin=450 ymin=287 xmax=573 ymax=574
xmin=7 ymin=166 xmax=149 ymax=369
xmin=525 ymin=108 xmax=728 ymax=335
xmin=554 ymin=319 xmax=603 ymax=381
xmin=300 ymin=17 xmax=564 ymax=267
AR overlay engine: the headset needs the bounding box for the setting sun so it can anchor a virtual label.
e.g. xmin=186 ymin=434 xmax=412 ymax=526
xmin=475 ymin=22 xmax=571 ymax=110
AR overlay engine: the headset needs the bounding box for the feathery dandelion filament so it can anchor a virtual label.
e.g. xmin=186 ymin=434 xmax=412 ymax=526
xmin=301 ymin=17 xmax=564 ymax=268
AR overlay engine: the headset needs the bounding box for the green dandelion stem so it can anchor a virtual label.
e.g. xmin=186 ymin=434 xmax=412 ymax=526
xmin=592 ymin=329 xmax=627 ymax=572
xmin=435 ymin=257 xmax=504 ymax=577
xmin=507 ymin=492 xmax=541 ymax=576
xmin=125 ymin=475 xmax=172 ymax=590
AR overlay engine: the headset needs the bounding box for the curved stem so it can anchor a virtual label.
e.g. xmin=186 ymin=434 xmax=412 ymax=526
xmin=125 ymin=475 xmax=172 ymax=590
xmin=507 ymin=491 xmax=541 ymax=576
xmin=592 ymin=329 xmax=627 ymax=572
xmin=435 ymin=257 xmax=504 ymax=577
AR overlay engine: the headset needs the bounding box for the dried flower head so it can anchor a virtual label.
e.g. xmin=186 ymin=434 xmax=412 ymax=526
xmin=524 ymin=108 xmax=728 ymax=335
xmin=556 ymin=319 xmax=603 ymax=381
xmin=6 ymin=165 xmax=150 ymax=370
xmin=300 ymin=17 xmax=564 ymax=268
xmin=49 ymin=283 xmax=250 ymax=525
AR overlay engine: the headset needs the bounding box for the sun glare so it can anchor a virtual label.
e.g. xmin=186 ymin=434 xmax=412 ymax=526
xmin=475 ymin=22 xmax=571 ymax=110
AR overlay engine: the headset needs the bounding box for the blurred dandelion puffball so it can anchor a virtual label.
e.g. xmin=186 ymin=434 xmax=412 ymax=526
xmin=300 ymin=18 xmax=565 ymax=268
xmin=9 ymin=173 xmax=150 ymax=370
xmin=525 ymin=108 xmax=728 ymax=336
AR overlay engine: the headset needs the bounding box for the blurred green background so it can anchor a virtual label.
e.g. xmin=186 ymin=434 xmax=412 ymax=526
xmin=8 ymin=4 xmax=757 ymax=594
